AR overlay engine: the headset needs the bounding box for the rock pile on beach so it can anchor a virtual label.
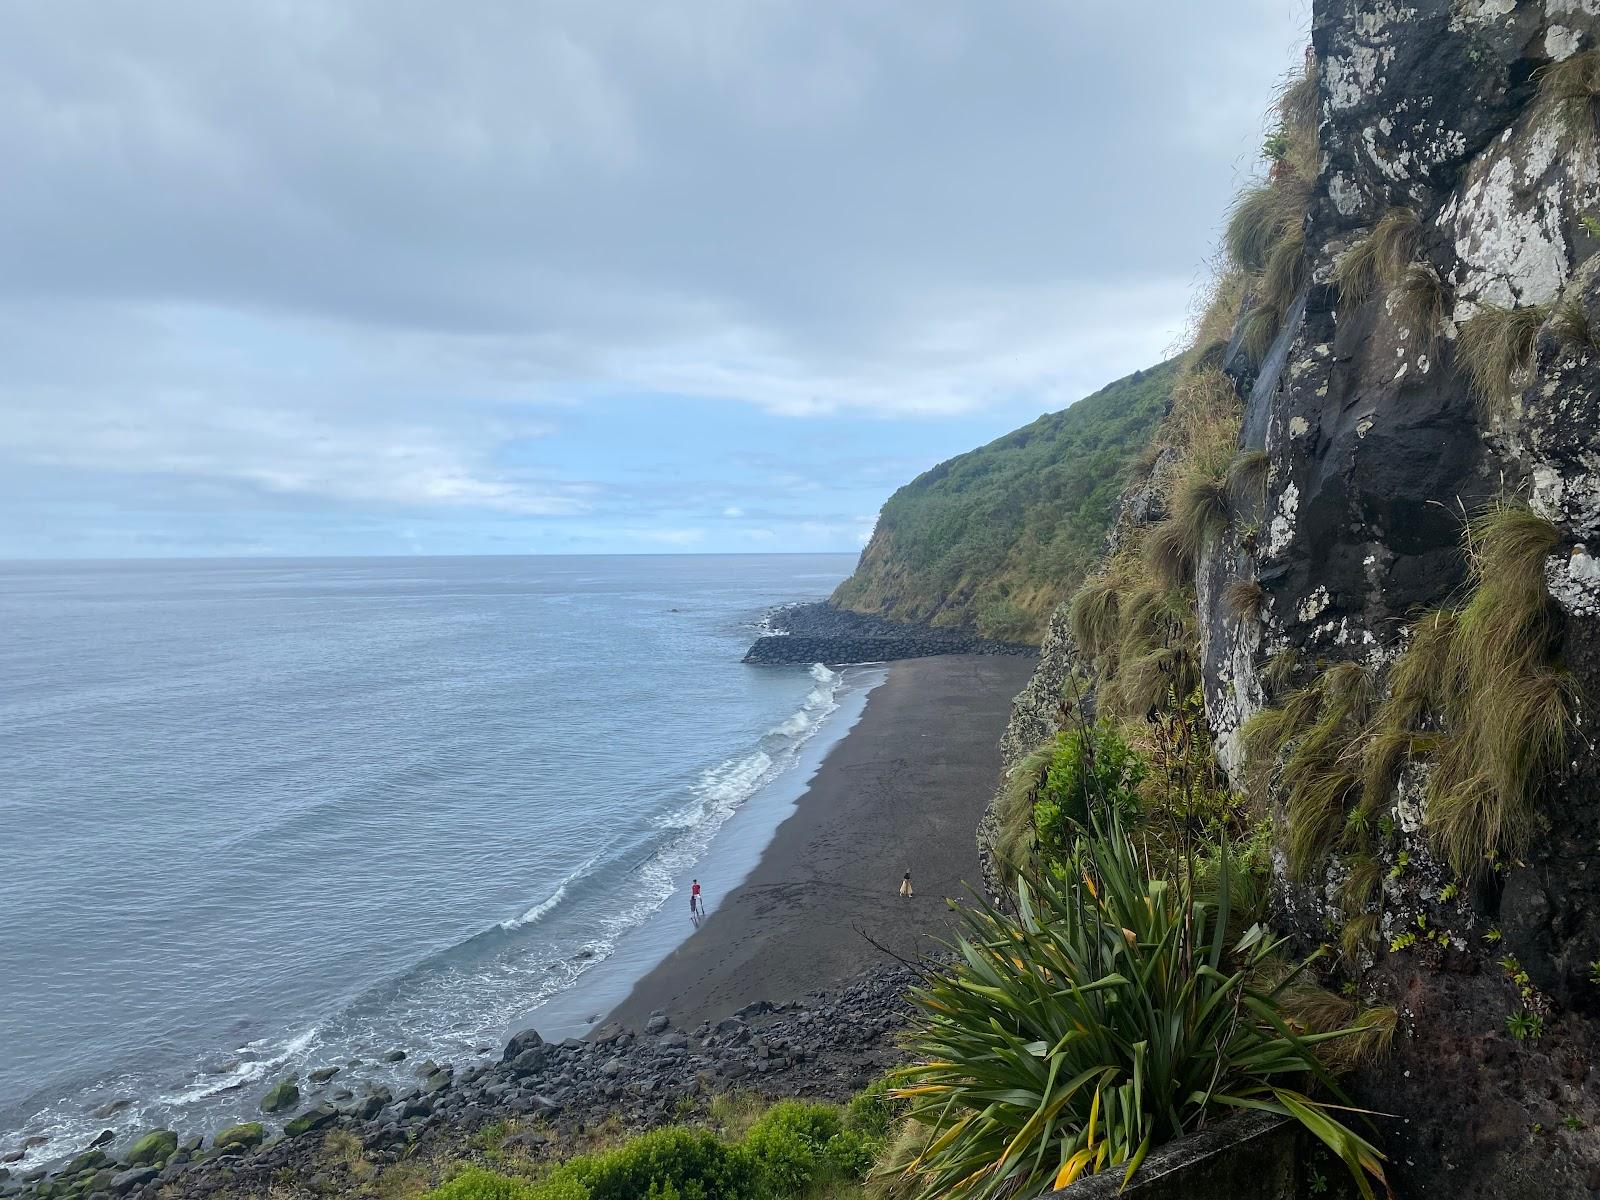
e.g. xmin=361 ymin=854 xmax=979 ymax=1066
xmin=742 ymin=601 xmax=1035 ymax=665
xmin=2 ymin=966 xmax=922 ymax=1200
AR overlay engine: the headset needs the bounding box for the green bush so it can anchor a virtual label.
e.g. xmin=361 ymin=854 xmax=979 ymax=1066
xmin=887 ymin=818 xmax=1387 ymax=1200
xmin=568 ymin=1128 xmax=758 ymax=1200
xmin=743 ymin=1101 xmax=853 ymax=1193
xmin=426 ymin=1168 xmax=543 ymax=1200
xmin=1032 ymin=721 xmax=1146 ymax=867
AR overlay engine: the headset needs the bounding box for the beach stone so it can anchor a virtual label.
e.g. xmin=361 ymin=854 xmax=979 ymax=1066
xmin=125 ymin=1130 xmax=177 ymax=1167
xmin=645 ymin=1013 xmax=669 ymax=1035
xmin=64 ymin=1150 xmax=110 ymax=1176
xmin=502 ymin=1028 xmax=544 ymax=1063
xmin=109 ymin=1167 xmax=158 ymax=1195
xmin=507 ymin=1048 xmax=545 ymax=1077
xmin=308 ymin=1066 xmax=340 ymax=1084
xmin=87 ymin=1131 xmax=115 ymax=1150
xmin=282 ymin=1104 xmax=337 ymax=1139
xmin=212 ymin=1123 xmax=263 ymax=1154
xmin=382 ymin=1050 xmax=406 ymax=1063
xmin=259 ymin=1080 xmax=299 ymax=1114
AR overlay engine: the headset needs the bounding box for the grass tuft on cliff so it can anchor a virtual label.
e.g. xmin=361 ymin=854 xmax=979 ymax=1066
xmin=830 ymin=359 xmax=1178 ymax=643
xmin=1457 ymin=302 xmax=1550 ymax=418
xmin=1537 ymin=49 xmax=1600 ymax=140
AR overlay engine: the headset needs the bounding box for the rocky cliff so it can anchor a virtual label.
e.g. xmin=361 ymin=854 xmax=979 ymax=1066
xmin=992 ymin=3 xmax=1600 ymax=1195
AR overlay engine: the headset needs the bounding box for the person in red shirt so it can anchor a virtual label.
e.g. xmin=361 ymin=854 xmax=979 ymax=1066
xmin=690 ymin=879 xmax=703 ymax=922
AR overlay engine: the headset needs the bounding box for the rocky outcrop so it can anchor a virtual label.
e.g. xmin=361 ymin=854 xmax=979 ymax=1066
xmin=742 ymin=602 xmax=1035 ymax=665
xmin=991 ymin=3 xmax=1600 ymax=1195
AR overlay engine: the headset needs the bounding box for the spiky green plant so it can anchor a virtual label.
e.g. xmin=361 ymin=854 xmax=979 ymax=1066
xmin=1537 ymin=50 xmax=1600 ymax=139
xmin=1457 ymin=302 xmax=1551 ymax=417
xmin=1223 ymin=578 xmax=1266 ymax=620
xmin=1390 ymin=264 xmax=1450 ymax=354
xmin=889 ymin=821 xmax=1388 ymax=1200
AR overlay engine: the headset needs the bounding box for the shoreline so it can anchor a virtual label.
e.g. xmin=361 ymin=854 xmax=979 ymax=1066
xmin=602 ymin=653 xmax=1036 ymax=1030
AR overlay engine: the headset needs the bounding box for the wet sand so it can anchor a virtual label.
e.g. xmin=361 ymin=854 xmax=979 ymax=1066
xmin=605 ymin=653 xmax=1034 ymax=1028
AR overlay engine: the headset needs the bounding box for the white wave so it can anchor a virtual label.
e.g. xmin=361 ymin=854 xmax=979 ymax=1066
xmin=500 ymin=852 xmax=603 ymax=930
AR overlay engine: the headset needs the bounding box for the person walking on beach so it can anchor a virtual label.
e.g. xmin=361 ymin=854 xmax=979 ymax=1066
xmin=899 ymin=871 xmax=913 ymax=899
xmin=690 ymin=879 xmax=704 ymax=924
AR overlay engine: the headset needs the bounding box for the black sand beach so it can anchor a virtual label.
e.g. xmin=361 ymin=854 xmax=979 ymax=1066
xmin=605 ymin=653 xmax=1035 ymax=1029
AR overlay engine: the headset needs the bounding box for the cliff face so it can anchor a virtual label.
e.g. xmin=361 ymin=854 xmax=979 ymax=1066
xmin=830 ymin=361 xmax=1176 ymax=643
xmin=994 ymin=3 xmax=1600 ymax=1195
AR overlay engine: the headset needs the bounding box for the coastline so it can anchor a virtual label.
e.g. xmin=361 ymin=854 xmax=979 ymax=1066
xmin=1 ymin=647 xmax=1038 ymax=1200
xmin=603 ymin=653 xmax=1036 ymax=1029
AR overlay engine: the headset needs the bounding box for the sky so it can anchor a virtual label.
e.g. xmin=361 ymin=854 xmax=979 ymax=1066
xmin=0 ymin=1 xmax=1310 ymax=559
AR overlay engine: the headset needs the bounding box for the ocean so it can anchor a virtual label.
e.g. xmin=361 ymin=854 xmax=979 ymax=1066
xmin=0 ymin=553 xmax=876 ymax=1166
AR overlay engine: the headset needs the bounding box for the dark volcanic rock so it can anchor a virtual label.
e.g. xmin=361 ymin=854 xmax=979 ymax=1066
xmin=742 ymin=602 xmax=1036 ymax=665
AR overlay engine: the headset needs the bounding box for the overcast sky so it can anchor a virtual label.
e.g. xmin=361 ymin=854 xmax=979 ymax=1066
xmin=0 ymin=1 xmax=1309 ymax=559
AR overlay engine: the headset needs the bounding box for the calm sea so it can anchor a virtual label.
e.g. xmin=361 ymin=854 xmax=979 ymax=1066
xmin=0 ymin=554 xmax=873 ymax=1165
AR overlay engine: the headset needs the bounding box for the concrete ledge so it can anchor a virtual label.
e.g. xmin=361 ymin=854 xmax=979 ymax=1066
xmin=1046 ymin=1110 xmax=1296 ymax=1199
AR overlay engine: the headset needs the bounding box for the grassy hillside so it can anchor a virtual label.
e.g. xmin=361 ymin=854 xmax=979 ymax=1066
xmin=831 ymin=358 xmax=1178 ymax=643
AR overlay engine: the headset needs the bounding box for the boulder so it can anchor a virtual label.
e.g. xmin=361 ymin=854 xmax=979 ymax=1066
xmin=212 ymin=1123 xmax=264 ymax=1154
xmin=259 ymin=1080 xmax=299 ymax=1114
xmin=308 ymin=1066 xmax=340 ymax=1084
xmin=501 ymin=1028 xmax=544 ymax=1063
xmin=382 ymin=1050 xmax=406 ymax=1063
xmin=124 ymin=1130 xmax=177 ymax=1167
xmin=87 ymin=1131 xmax=114 ymax=1150
xmin=109 ymin=1167 xmax=159 ymax=1195
xmin=645 ymin=1013 xmax=669 ymax=1035
xmin=282 ymin=1104 xmax=338 ymax=1139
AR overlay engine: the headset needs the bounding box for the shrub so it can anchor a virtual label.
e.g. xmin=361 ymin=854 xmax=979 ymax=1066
xmin=426 ymin=1169 xmax=544 ymax=1200
xmin=566 ymin=1128 xmax=759 ymax=1200
xmin=888 ymin=819 xmax=1387 ymax=1199
xmin=1031 ymin=721 xmax=1147 ymax=867
xmin=1457 ymin=302 xmax=1550 ymax=418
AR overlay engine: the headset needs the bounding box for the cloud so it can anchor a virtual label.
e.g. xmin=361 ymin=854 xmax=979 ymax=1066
xmin=0 ymin=0 xmax=1311 ymax=554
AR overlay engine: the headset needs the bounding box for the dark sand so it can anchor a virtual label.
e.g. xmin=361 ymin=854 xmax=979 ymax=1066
xmin=606 ymin=653 xmax=1035 ymax=1029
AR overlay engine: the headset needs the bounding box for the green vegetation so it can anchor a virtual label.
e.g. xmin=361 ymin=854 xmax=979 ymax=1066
xmin=1457 ymin=302 xmax=1550 ymax=417
xmin=1243 ymin=501 xmax=1573 ymax=888
xmin=889 ymin=819 xmax=1388 ymax=1199
xmin=830 ymin=359 xmax=1178 ymax=642
xmin=423 ymin=1098 xmax=893 ymax=1200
